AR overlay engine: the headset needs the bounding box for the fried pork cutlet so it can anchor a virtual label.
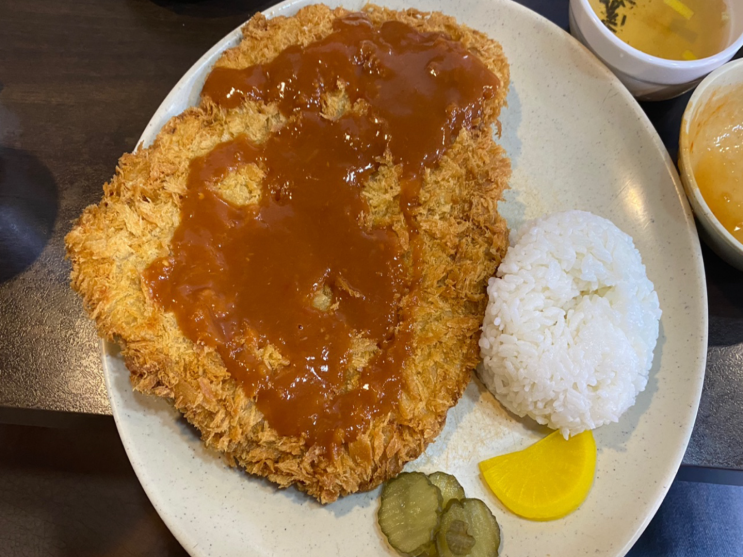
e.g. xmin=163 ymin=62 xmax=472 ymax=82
xmin=65 ymin=4 xmax=511 ymax=503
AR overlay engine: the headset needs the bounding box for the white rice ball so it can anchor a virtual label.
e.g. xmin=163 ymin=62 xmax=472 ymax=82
xmin=478 ymin=211 xmax=661 ymax=437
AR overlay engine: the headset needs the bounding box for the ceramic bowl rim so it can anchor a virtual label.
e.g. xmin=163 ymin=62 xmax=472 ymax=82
xmin=574 ymin=0 xmax=743 ymax=71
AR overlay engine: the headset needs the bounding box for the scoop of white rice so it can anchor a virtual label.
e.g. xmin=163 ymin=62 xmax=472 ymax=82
xmin=478 ymin=210 xmax=661 ymax=437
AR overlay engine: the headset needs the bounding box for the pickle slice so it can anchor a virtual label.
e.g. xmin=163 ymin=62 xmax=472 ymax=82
xmin=378 ymin=472 xmax=443 ymax=556
xmin=428 ymin=472 xmax=466 ymax=508
xmin=436 ymin=499 xmax=501 ymax=557
xmin=415 ymin=543 xmax=439 ymax=557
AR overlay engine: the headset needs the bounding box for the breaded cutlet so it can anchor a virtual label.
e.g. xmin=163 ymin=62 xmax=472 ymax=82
xmin=65 ymin=4 xmax=511 ymax=503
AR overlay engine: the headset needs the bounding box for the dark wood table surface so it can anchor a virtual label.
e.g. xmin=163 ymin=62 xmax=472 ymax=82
xmin=1 ymin=0 xmax=743 ymax=553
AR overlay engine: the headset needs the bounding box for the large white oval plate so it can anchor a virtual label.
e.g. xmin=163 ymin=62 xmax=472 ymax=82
xmin=103 ymin=0 xmax=708 ymax=555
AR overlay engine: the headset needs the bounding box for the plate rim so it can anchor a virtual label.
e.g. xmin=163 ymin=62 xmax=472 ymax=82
xmin=102 ymin=1 xmax=709 ymax=555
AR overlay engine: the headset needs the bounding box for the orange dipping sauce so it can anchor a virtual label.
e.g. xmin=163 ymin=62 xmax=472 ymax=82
xmin=689 ymin=85 xmax=743 ymax=243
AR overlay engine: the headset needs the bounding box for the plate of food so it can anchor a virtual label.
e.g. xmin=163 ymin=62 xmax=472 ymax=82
xmin=65 ymin=0 xmax=707 ymax=555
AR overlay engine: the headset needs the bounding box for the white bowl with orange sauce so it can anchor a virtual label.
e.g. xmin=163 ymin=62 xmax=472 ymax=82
xmin=680 ymin=59 xmax=743 ymax=269
xmin=570 ymin=0 xmax=743 ymax=100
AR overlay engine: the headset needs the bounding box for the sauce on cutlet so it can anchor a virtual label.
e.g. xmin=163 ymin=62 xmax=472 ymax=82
xmin=144 ymin=13 xmax=500 ymax=457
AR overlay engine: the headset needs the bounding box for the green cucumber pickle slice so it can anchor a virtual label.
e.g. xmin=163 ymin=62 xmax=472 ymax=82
xmin=436 ymin=499 xmax=501 ymax=557
xmin=428 ymin=472 xmax=466 ymax=508
xmin=378 ymin=472 xmax=443 ymax=556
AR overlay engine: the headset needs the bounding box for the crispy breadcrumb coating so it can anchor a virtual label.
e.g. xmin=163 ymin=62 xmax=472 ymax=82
xmin=65 ymin=4 xmax=511 ymax=503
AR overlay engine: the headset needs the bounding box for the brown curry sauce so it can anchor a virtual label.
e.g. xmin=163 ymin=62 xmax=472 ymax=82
xmin=144 ymin=13 xmax=500 ymax=456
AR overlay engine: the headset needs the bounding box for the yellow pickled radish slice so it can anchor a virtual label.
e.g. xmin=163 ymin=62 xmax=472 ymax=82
xmin=479 ymin=430 xmax=596 ymax=521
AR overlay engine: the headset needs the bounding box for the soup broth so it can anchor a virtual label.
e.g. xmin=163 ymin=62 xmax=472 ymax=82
xmin=588 ymin=0 xmax=731 ymax=60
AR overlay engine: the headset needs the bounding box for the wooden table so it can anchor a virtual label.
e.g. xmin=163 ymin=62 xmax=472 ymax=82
xmin=0 ymin=0 xmax=742 ymax=553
